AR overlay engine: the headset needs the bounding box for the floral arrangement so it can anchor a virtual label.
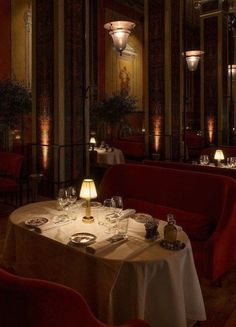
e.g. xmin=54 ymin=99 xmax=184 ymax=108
xmin=92 ymin=93 xmax=137 ymax=125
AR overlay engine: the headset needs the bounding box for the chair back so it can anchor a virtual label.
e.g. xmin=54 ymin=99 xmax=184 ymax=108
xmin=0 ymin=268 xmax=149 ymax=327
xmin=0 ymin=152 xmax=24 ymax=180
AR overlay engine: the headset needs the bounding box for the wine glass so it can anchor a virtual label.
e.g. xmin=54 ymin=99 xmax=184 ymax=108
xmin=66 ymin=186 xmax=77 ymax=206
xmin=200 ymin=154 xmax=209 ymax=165
xmin=103 ymin=198 xmax=116 ymax=233
xmin=111 ymin=196 xmax=123 ymax=215
xmin=56 ymin=188 xmax=69 ymax=221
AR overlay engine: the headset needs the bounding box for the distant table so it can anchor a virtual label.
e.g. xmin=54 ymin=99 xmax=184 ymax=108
xmin=2 ymin=201 xmax=206 ymax=327
xmin=95 ymin=148 xmax=125 ymax=165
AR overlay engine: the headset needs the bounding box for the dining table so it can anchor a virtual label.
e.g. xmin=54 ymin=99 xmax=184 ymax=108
xmin=94 ymin=147 xmax=125 ymax=165
xmin=1 ymin=201 xmax=206 ymax=327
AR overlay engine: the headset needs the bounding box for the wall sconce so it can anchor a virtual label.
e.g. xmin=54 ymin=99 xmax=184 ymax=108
xmin=183 ymin=50 xmax=204 ymax=71
xmin=79 ymin=179 xmax=97 ymax=223
xmin=89 ymin=137 xmax=96 ymax=150
xmin=228 ymin=64 xmax=236 ymax=81
xmin=214 ymin=149 xmax=225 ymax=167
xmin=104 ymin=21 xmax=135 ymax=55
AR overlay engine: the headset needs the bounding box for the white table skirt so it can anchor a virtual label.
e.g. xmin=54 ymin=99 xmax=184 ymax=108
xmin=1 ymin=201 xmax=206 ymax=327
xmin=95 ymin=148 xmax=125 ymax=165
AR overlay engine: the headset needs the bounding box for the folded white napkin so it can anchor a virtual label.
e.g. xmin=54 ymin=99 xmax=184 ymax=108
xmin=24 ymin=215 xmax=72 ymax=233
xmin=118 ymin=209 xmax=136 ymax=219
xmin=86 ymin=236 xmax=128 ymax=255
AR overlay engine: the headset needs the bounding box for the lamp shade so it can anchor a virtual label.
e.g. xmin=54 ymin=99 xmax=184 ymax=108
xmin=104 ymin=21 xmax=135 ymax=55
xmin=183 ymin=50 xmax=204 ymax=71
xmin=80 ymin=179 xmax=97 ymax=200
xmin=214 ymin=150 xmax=225 ymax=160
xmin=90 ymin=137 xmax=96 ymax=145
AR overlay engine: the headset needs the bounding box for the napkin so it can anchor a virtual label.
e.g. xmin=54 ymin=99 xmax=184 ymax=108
xmin=118 ymin=209 xmax=136 ymax=219
xmin=86 ymin=236 xmax=128 ymax=254
xmin=24 ymin=216 xmax=72 ymax=233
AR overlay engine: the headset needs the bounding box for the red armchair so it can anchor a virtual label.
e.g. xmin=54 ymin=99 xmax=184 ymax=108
xmin=0 ymin=268 xmax=150 ymax=327
xmin=0 ymin=152 xmax=24 ymax=206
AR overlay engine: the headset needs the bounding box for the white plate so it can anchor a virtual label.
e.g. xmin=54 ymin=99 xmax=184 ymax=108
xmin=70 ymin=232 xmax=96 ymax=245
xmin=133 ymin=213 xmax=152 ymax=223
xmin=25 ymin=217 xmax=48 ymax=227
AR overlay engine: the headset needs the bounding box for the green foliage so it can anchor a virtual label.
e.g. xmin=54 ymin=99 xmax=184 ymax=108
xmin=0 ymin=78 xmax=32 ymax=128
xmin=92 ymin=93 xmax=137 ymax=125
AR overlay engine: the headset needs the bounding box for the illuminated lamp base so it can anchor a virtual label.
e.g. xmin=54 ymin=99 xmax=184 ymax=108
xmin=82 ymin=216 xmax=94 ymax=223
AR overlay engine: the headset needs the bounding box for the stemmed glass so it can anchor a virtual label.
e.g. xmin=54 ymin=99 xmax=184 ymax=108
xmin=103 ymin=198 xmax=117 ymax=233
xmin=66 ymin=186 xmax=77 ymax=206
xmin=56 ymin=188 xmax=70 ymax=222
xmin=199 ymin=154 xmax=209 ymax=165
xmin=111 ymin=196 xmax=123 ymax=216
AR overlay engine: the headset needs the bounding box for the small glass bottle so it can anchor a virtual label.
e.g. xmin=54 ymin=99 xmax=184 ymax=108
xmin=164 ymin=214 xmax=177 ymax=243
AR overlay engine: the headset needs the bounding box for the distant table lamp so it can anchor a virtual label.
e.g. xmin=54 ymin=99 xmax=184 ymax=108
xmin=89 ymin=137 xmax=96 ymax=150
xmin=214 ymin=149 xmax=224 ymax=167
xmin=79 ymin=179 xmax=97 ymax=223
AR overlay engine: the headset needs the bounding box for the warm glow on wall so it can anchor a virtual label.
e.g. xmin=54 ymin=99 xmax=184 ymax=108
xmin=39 ymin=96 xmax=50 ymax=170
xmin=207 ymin=115 xmax=214 ymax=144
xmin=153 ymin=115 xmax=161 ymax=152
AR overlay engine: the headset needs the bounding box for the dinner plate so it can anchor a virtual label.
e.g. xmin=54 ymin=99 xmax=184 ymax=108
xmin=70 ymin=232 xmax=96 ymax=245
xmin=25 ymin=217 xmax=49 ymax=227
xmin=133 ymin=213 xmax=152 ymax=223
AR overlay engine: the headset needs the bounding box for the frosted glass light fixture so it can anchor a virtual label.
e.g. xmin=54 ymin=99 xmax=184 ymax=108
xmin=183 ymin=50 xmax=204 ymax=71
xmin=104 ymin=21 xmax=135 ymax=55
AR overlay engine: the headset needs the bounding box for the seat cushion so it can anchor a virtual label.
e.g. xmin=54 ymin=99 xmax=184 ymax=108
xmin=125 ymin=198 xmax=215 ymax=241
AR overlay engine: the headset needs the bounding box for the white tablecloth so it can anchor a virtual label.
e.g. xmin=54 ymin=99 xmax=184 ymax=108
xmin=95 ymin=148 xmax=125 ymax=165
xmin=1 ymin=201 xmax=206 ymax=327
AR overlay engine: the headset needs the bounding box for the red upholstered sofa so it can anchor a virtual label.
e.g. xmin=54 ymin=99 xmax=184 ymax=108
xmin=142 ymin=159 xmax=236 ymax=180
xmin=98 ymin=163 xmax=236 ymax=281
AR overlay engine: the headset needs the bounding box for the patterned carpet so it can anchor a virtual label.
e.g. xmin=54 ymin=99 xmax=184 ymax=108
xmin=0 ymin=203 xmax=236 ymax=327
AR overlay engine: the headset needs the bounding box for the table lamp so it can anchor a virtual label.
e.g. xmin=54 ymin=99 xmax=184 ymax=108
xmin=79 ymin=179 xmax=97 ymax=223
xmin=214 ymin=149 xmax=224 ymax=167
xmin=89 ymin=137 xmax=96 ymax=150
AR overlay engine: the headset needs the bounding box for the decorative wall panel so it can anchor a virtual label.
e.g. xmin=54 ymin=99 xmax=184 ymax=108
xmin=64 ymin=0 xmax=85 ymax=181
xmin=35 ymin=0 xmax=54 ymax=182
xmin=148 ymin=0 xmax=165 ymax=157
xmin=203 ymin=16 xmax=218 ymax=145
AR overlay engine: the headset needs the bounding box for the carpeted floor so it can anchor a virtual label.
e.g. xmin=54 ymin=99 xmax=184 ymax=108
xmin=0 ymin=203 xmax=236 ymax=327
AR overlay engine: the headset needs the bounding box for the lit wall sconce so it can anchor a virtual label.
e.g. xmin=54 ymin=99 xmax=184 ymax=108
xmin=228 ymin=64 xmax=236 ymax=81
xmin=89 ymin=137 xmax=96 ymax=150
xmin=79 ymin=179 xmax=97 ymax=223
xmin=104 ymin=21 xmax=135 ymax=55
xmin=214 ymin=149 xmax=225 ymax=167
xmin=183 ymin=50 xmax=204 ymax=71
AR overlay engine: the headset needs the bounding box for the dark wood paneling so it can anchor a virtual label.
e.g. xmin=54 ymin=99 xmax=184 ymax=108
xmin=35 ymin=0 xmax=54 ymax=179
xmin=203 ymin=16 xmax=218 ymax=145
xmin=148 ymin=0 xmax=165 ymax=155
xmin=64 ymin=0 xmax=85 ymax=180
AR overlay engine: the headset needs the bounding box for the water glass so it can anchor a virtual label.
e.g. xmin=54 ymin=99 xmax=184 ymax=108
xmin=117 ymin=216 xmax=129 ymax=237
xmin=199 ymin=154 xmax=209 ymax=165
xmin=227 ymin=157 xmax=236 ymax=168
xmin=103 ymin=198 xmax=117 ymax=233
xmin=67 ymin=186 xmax=77 ymax=206
xmin=111 ymin=196 xmax=123 ymax=215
